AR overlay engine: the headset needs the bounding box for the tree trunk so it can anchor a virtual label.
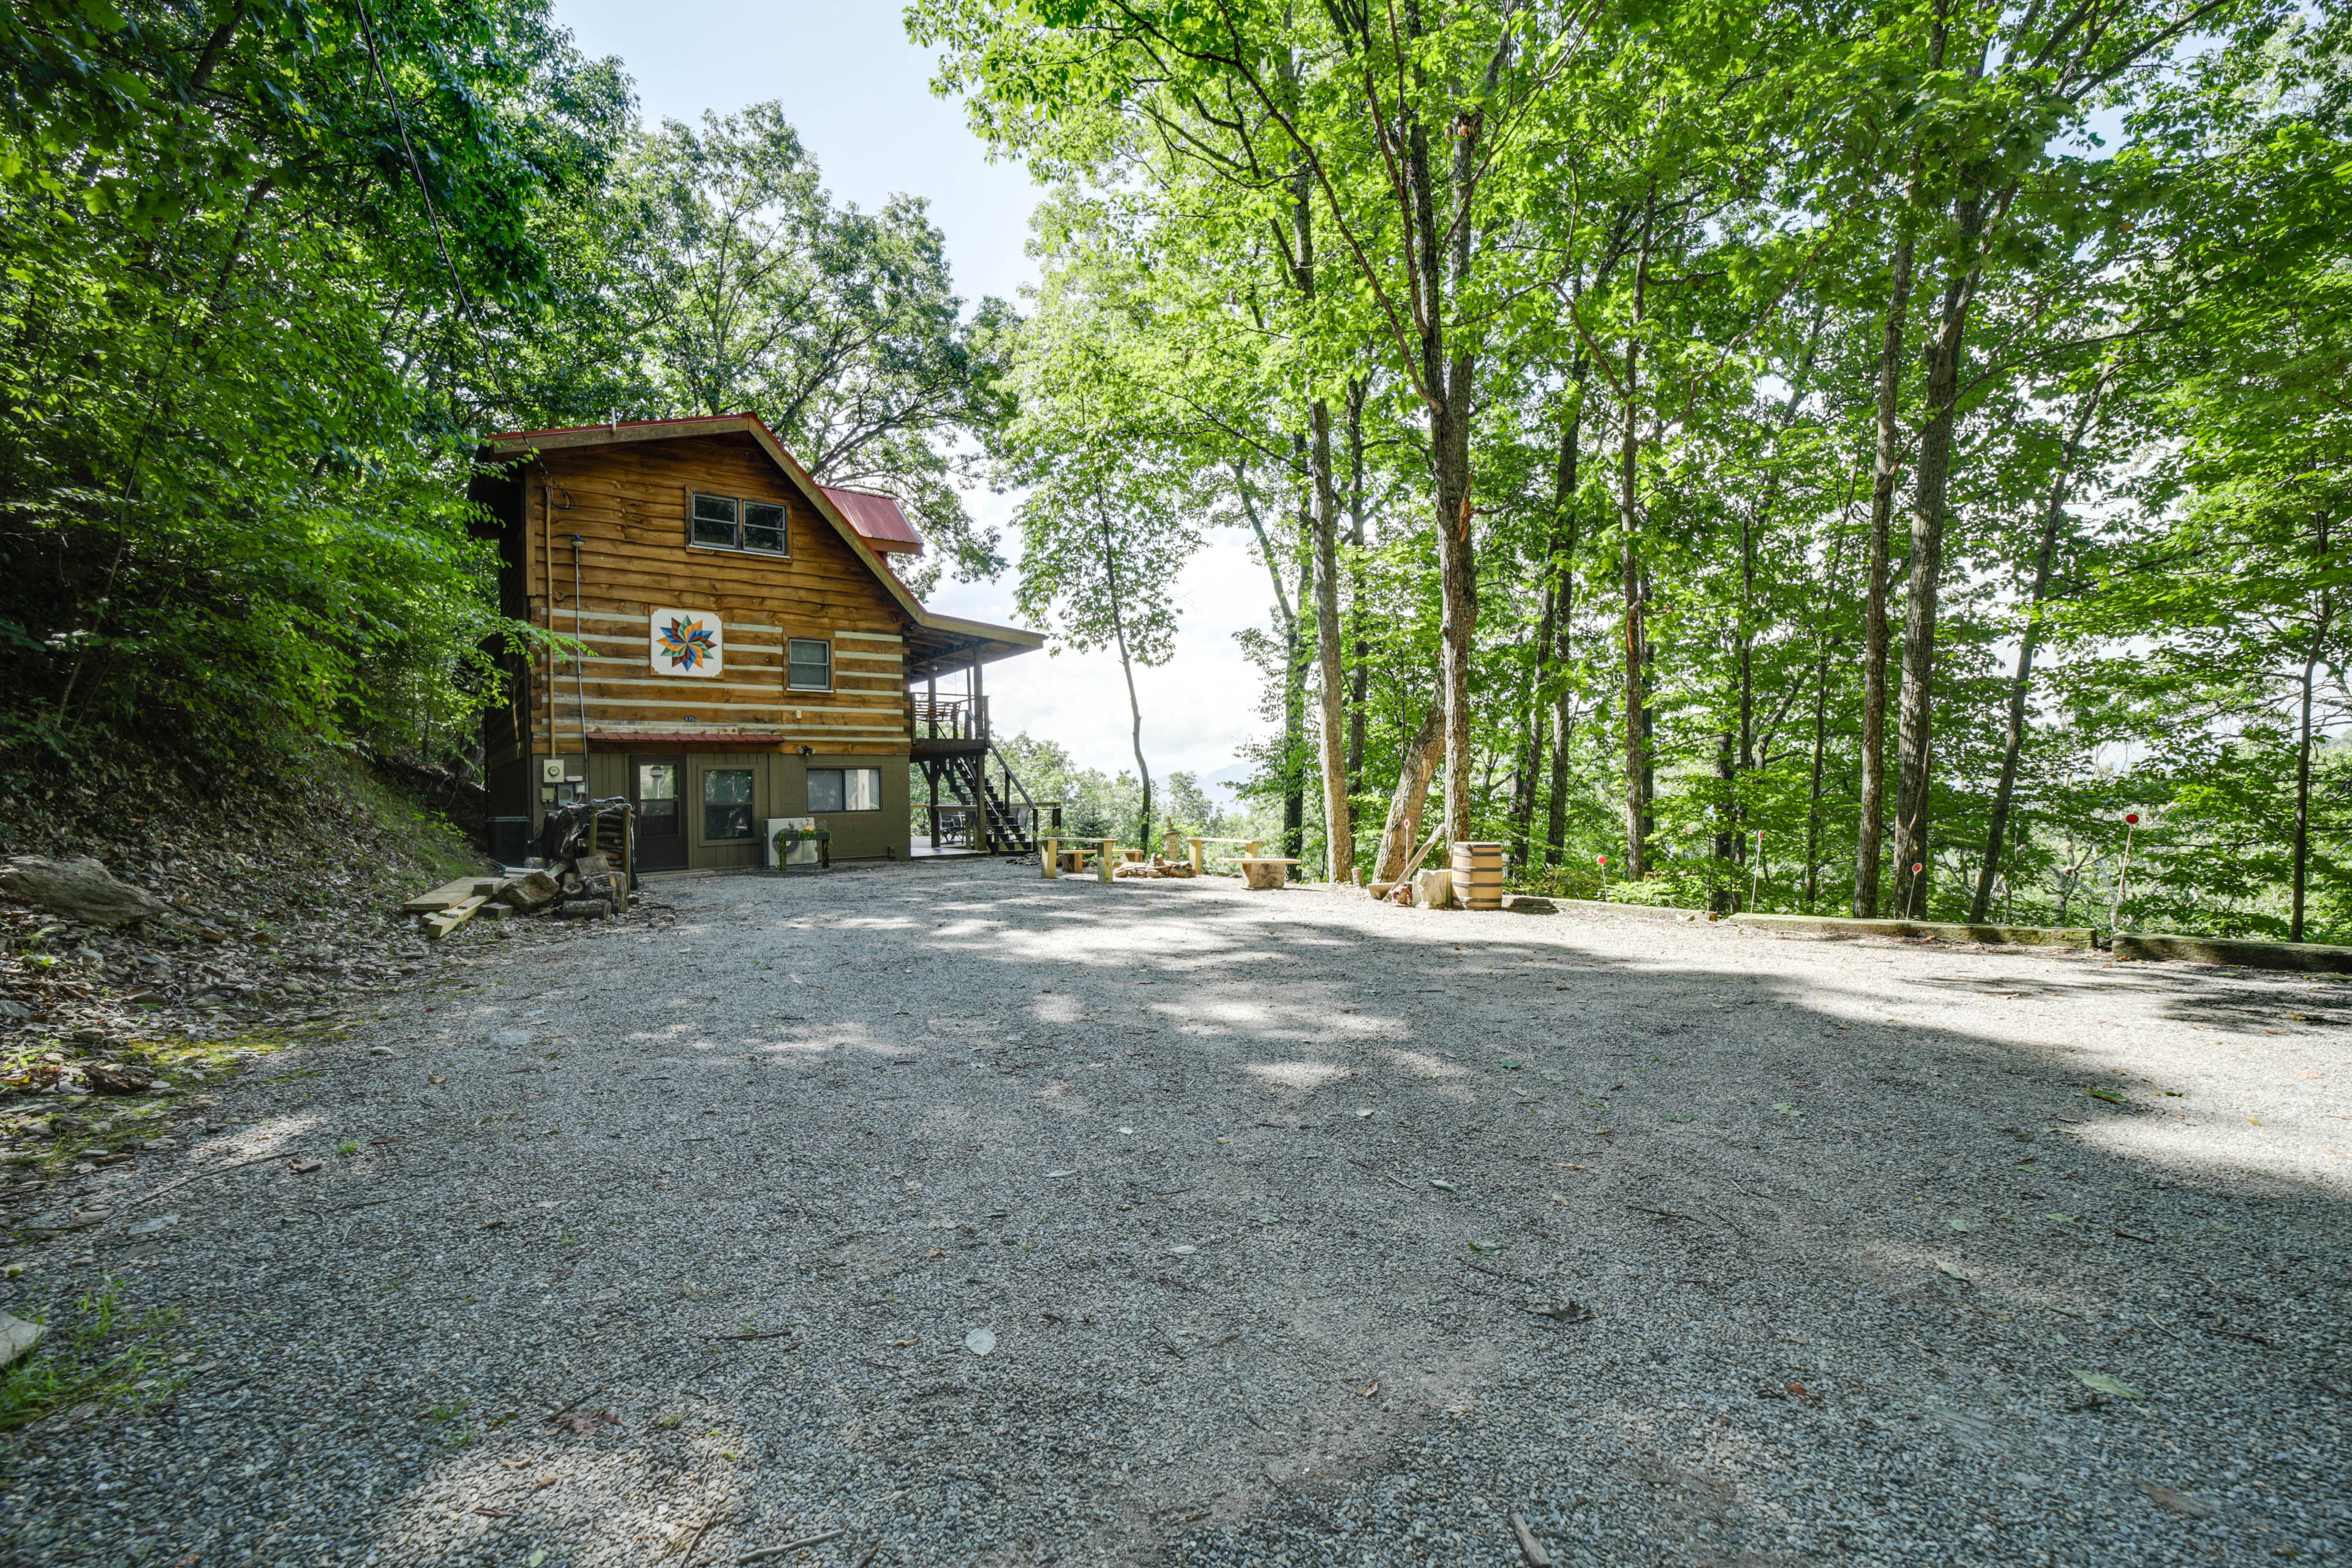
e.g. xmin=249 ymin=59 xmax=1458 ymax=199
xmin=1235 ymin=459 xmax=1305 ymax=867
xmin=1374 ymin=704 xmax=1446 ymax=883
xmin=1118 ymin=631 xmax=1152 ymax=846
xmin=1101 ymin=511 xmax=1152 ymax=845
xmin=1891 ymin=187 xmax=1992 ymax=920
xmin=1711 ymin=724 xmax=1737 ymax=914
xmin=1972 ymin=369 xmax=2109 ymax=920
xmin=1619 ymin=198 xmax=1655 ymax=880
xmin=1431 ymin=387 xmax=1478 ymax=853
xmin=1855 ymin=229 xmax=1916 ymax=918
xmin=1510 ymin=626 xmax=1544 ymax=872
xmin=2293 ymin=515 xmax=2334 ymax=943
xmin=1285 ymin=524 xmax=1310 ymax=868
xmin=1287 ymin=156 xmax=1352 ymax=884
xmin=1344 ymin=376 xmax=1369 ymax=796
xmin=1545 ymin=681 xmax=1575 ymax=867
xmin=1803 ymin=647 xmax=1833 ymax=911
xmin=1856 ymin=22 xmax=1945 ymax=916
xmin=1391 ymin=23 xmax=1484 ymax=849
xmin=1803 ymin=478 xmax=1859 ymax=911
xmin=1310 ymin=401 xmax=1352 ymax=882
xmin=1715 ymin=505 xmax=1757 ymax=912
xmin=1530 ymin=379 xmax=1586 ymax=870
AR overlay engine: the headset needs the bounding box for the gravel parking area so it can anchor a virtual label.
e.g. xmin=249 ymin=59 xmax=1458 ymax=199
xmin=4 ymin=859 xmax=2347 ymax=1566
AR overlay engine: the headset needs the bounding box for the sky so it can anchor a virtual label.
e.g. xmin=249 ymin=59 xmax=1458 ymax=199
xmin=550 ymin=0 xmax=1272 ymax=794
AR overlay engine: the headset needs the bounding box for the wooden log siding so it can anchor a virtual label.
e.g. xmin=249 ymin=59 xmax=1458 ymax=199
xmin=524 ymin=434 xmax=914 ymax=755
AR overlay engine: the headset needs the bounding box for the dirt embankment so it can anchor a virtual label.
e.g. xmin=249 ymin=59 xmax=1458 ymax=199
xmin=0 ymin=744 xmax=493 ymax=1178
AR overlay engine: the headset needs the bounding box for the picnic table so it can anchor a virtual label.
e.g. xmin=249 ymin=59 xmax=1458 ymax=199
xmin=1041 ymin=838 xmax=1132 ymax=882
xmin=1041 ymin=836 xmax=1280 ymax=884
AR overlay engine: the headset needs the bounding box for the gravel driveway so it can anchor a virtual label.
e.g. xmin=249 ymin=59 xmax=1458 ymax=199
xmin=5 ymin=860 xmax=2347 ymax=1567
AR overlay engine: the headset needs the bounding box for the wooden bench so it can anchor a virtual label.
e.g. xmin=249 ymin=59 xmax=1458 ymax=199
xmin=1186 ymin=837 xmax=1264 ymax=875
xmin=1237 ymin=856 xmax=1300 ymax=890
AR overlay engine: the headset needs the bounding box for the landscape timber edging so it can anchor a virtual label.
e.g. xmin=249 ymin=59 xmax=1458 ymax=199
xmin=1554 ymin=899 xmax=1717 ymax=922
xmin=2113 ymin=932 xmax=2352 ymax=974
xmin=1729 ymin=913 xmax=2095 ymax=951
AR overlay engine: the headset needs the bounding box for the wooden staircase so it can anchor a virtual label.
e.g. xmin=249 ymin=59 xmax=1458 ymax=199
xmin=922 ymin=745 xmax=1050 ymax=853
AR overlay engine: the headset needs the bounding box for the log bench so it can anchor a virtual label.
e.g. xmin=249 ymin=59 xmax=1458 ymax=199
xmin=1237 ymin=857 xmax=1300 ymax=890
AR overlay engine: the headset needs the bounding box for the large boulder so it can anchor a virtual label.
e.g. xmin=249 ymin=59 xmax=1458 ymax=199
xmin=0 ymin=856 xmax=170 ymax=928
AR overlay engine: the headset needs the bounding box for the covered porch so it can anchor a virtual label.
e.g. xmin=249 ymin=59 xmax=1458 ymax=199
xmin=906 ymin=617 xmax=1057 ymax=856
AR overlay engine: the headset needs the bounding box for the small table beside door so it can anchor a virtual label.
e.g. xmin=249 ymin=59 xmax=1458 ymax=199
xmin=628 ymin=755 xmax=687 ymax=870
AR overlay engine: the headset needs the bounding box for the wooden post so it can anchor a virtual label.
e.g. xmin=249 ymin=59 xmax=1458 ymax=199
xmin=972 ymin=658 xmax=986 ymax=741
xmin=1042 ymin=837 xmax=1058 ymax=879
xmin=927 ymin=764 xmax=940 ymax=851
xmin=1188 ymin=837 xmax=1205 ymax=875
xmin=1098 ymin=838 xmax=1116 ymax=883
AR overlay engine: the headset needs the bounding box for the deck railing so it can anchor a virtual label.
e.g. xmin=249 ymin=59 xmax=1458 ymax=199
xmin=911 ymin=694 xmax=990 ymax=742
xmin=916 ymin=799 xmax=1062 ymax=849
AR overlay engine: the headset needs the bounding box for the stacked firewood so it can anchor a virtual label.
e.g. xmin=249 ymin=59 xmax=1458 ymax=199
xmin=399 ymin=850 xmax=627 ymax=939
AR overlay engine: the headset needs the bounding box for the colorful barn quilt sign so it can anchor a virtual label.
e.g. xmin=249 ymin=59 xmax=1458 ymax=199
xmin=649 ymin=609 xmax=724 ymax=677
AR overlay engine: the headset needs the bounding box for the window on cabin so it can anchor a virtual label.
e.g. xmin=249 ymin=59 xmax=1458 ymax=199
xmin=691 ymin=492 xmax=737 ymax=548
xmin=690 ymin=492 xmax=788 ymax=556
xmin=703 ymin=768 xmax=753 ymax=840
xmin=742 ymin=501 xmax=786 ymax=553
xmin=807 ymin=766 xmax=881 ymax=813
xmin=787 ymin=638 xmax=831 ymax=691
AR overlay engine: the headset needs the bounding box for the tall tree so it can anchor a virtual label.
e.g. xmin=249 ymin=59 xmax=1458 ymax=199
xmin=613 ymin=104 xmax=1013 ymax=589
xmin=1972 ymin=363 xmax=2113 ymax=920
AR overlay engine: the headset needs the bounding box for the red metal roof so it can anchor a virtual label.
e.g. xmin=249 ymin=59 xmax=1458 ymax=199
xmin=818 ymin=485 xmax=925 ymax=555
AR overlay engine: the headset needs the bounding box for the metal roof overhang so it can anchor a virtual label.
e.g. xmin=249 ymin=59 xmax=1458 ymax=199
xmin=905 ymin=613 xmax=1046 ymax=682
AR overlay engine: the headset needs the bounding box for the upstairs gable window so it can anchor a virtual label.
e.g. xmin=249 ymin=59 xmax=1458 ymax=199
xmin=690 ymin=492 xmax=788 ymax=556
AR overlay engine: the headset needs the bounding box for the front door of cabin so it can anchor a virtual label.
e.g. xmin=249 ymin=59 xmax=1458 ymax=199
xmin=630 ymin=755 xmax=687 ymax=870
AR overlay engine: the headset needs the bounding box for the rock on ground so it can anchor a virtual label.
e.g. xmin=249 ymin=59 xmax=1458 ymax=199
xmin=0 ymin=861 xmax=2345 ymax=1567
xmin=0 ymin=856 xmax=170 ymax=929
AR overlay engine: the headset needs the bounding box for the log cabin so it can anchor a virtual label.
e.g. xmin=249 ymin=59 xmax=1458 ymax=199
xmin=470 ymin=414 xmax=1046 ymax=870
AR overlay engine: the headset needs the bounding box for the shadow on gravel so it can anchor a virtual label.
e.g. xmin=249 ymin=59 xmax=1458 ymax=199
xmin=595 ymin=873 xmax=2340 ymax=1566
xmin=21 ymin=865 xmax=2342 ymax=1568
